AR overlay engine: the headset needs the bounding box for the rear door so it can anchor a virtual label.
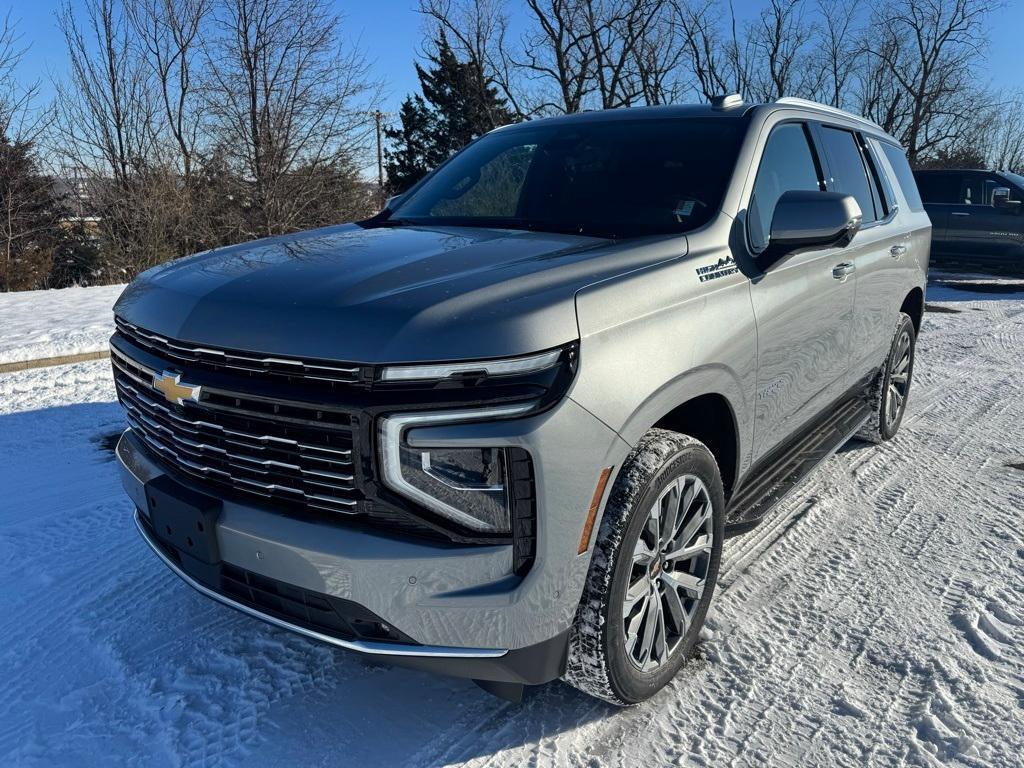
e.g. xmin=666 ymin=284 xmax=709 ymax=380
xmin=813 ymin=124 xmax=906 ymax=385
xmin=745 ymin=121 xmax=857 ymax=460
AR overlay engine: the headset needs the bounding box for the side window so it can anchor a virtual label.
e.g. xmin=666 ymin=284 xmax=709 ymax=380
xmin=748 ymin=123 xmax=822 ymax=252
xmin=819 ymin=126 xmax=879 ymax=223
xmin=915 ymin=173 xmax=959 ymax=205
xmin=878 ymin=142 xmax=924 ymax=212
xmin=982 ymin=175 xmax=1021 ymax=205
xmin=958 ymin=175 xmax=984 ymax=206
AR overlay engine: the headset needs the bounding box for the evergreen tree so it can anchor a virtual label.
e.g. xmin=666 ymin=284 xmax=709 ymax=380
xmin=0 ymin=137 xmax=67 ymax=291
xmin=385 ymin=32 xmax=515 ymax=193
xmin=384 ymin=95 xmax=445 ymax=194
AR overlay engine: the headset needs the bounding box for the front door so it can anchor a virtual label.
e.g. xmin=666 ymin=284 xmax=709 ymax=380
xmin=748 ymin=250 xmax=857 ymax=459
xmin=946 ymin=174 xmax=1024 ymax=266
xmin=744 ymin=121 xmax=856 ymax=461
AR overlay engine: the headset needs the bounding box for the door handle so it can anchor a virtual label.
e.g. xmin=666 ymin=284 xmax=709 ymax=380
xmin=890 ymin=244 xmax=907 ymax=259
xmin=832 ymin=262 xmax=856 ymax=280
xmin=951 ymin=211 xmax=971 ymax=217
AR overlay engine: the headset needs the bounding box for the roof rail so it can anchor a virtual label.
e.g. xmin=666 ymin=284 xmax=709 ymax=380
xmin=773 ymin=97 xmax=883 ymax=131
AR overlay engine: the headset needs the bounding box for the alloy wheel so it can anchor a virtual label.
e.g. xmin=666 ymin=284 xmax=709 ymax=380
xmin=886 ymin=329 xmax=912 ymax=429
xmin=623 ymin=474 xmax=714 ymax=672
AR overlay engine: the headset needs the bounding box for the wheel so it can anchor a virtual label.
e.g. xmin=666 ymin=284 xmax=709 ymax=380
xmin=563 ymin=429 xmax=725 ymax=705
xmin=857 ymin=312 xmax=916 ymax=443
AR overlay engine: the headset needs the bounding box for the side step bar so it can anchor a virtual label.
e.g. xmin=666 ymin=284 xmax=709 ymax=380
xmin=724 ymin=396 xmax=872 ymax=536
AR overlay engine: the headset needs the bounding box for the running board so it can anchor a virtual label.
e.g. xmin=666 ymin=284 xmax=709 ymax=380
xmin=724 ymin=396 xmax=872 ymax=536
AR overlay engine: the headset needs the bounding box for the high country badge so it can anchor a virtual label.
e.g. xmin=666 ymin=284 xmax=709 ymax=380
xmin=695 ymin=256 xmax=739 ymax=283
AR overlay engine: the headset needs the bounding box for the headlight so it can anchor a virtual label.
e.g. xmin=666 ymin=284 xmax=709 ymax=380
xmin=379 ymin=349 xmax=562 ymax=382
xmin=378 ymin=403 xmax=533 ymax=532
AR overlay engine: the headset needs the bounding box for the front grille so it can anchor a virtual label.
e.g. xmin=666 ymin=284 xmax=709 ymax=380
xmin=111 ymin=344 xmax=362 ymax=516
xmin=115 ymin=317 xmax=365 ymax=386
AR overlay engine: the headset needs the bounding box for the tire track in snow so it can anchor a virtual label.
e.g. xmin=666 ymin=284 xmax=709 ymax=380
xmin=3 ymin=300 xmax=1024 ymax=767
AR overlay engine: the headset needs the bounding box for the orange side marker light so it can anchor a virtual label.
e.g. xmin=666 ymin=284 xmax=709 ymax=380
xmin=578 ymin=466 xmax=614 ymax=554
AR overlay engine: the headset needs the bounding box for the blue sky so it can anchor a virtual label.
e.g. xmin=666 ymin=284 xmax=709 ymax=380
xmin=5 ymin=0 xmax=1023 ymax=113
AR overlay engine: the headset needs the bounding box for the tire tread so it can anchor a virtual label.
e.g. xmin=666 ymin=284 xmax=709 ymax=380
xmin=563 ymin=429 xmax=717 ymax=705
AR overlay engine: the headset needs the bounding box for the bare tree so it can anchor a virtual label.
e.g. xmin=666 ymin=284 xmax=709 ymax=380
xmin=811 ymin=0 xmax=860 ymax=108
xmin=516 ymin=0 xmax=595 ymax=113
xmin=580 ymin=0 xmax=663 ymax=109
xmin=632 ymin=1 xmax=688 ymax=104
xmin=862 ymin=0 xmax=996 ymax=162
xmin=49 ymin=0 xmax=180 ymax=280
xmin=0 ymin=12 xmax=46 ymax=143
xmin=126 ymin=0 xmax=209 ymax=182
xmin=418 ymin=0 xmax=531 ymax=119
xmin=851 ymin=29 xmax=901 ymax=132
xmin=204 ymin=0 xmax=376 ymax=237
xmin=54 ymin=0 xmax=155 ymax=186
xmin=747 ymin=0 xmax=817 ymax=102
xmin=973 ymin=92 xmax=1024 ymax=173
xmin=672 ymin=0 xmax=751 ymax=99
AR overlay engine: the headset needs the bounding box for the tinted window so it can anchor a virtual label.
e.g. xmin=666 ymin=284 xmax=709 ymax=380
xmin=879 ymin=142 xmax=924 ymax=211
xmin=748 ymin=123 xmax=821 ymax=252
xmin=979 ymin=175 xmax=1022 ymax=205
xmin=820 ymin=126 xmax=878 ymax=222
xmin=1002 ymin=171 xmax=1024 ymax=196
xmin=914 ymin=173 xmax=959 ymax=204
xmin=389 ymin=117 xmax=748 ymax=238
xmin=958 ymin=175 xmax=985 ymax=205
xmin=431 ymin=144 xmax=536 ymax=218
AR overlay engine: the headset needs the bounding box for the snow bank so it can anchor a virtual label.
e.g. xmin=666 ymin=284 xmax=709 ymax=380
xmin=0 ymin=283 xmax=124 ymax=365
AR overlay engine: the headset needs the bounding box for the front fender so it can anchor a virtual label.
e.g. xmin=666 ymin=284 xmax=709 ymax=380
xmin=569 ymin=228 xmax=758 ymax=479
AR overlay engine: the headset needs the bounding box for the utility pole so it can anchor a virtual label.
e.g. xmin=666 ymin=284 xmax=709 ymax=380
xmin=360 ymin=109 xmax=394 ymax=207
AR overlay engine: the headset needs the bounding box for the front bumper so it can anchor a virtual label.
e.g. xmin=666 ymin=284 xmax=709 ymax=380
xmin=117 ymin=394 xmax=630 ymax=683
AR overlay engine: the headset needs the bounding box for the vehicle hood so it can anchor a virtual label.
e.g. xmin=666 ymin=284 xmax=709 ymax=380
xmin=114 ymin=223 xmax=683 ymax=362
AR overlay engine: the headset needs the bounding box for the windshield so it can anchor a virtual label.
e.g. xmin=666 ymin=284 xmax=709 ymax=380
xmin=385 ymin=117 xmax=748 ymax=239
xmin=1002 ymin=171 xmax=1024 ymax=191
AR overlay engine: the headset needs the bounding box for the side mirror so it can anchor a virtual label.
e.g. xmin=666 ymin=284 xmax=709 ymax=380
xmin=756 ymin=190 xmax=863 ymax=272
xmin=992 ymin=187 xmax=1020 ymax=210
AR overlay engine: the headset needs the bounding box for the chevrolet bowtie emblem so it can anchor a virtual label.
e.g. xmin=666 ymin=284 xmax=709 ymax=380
xmin=152 ymin=371 xmax=202 ymax=406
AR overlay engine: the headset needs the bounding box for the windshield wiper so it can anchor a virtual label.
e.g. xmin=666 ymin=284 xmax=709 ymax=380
xmin=374 ymin=217 xmax=416 ymax=227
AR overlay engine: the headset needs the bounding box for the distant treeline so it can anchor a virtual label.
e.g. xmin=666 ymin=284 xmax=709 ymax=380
xmin=2 ymin=0 xmax=1021 ymax=291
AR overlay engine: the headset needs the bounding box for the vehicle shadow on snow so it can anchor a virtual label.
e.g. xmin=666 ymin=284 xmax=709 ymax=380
xmin=927 ymin=271 xmax=1024 ymax=302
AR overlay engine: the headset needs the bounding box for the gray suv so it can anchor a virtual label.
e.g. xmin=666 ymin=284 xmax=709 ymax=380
xmin=111 ymin=96 xmax=929 ymax=705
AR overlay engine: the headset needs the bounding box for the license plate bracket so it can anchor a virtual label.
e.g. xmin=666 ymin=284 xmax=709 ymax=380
xmin=145 ymin=475 xmax=223 ymax=564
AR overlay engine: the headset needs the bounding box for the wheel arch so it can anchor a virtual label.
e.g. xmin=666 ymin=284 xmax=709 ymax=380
xmin=613 ymin=367 xmax=746 ymax=503
xmin=901 ymin=287 xmax=924 ymax=334
xmin=651 ymin=393 xmax=740 ymax=502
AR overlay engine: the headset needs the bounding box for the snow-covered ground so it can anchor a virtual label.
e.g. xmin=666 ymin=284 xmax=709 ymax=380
xmin=0 ymin=283 xmax=124 ymax=365
xmin=1 ymin=279 xmax=1022 ymax=767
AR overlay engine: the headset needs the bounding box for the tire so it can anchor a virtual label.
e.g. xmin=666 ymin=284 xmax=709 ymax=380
xmin=856 ymin=312 xmax=916 ymax=444
xmin=563 ymin=429 xmax=725 ymax=705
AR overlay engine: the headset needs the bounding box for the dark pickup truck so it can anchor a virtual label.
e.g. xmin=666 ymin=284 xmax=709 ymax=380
xmin=913 ymin=168 xmax=1024 ymax=274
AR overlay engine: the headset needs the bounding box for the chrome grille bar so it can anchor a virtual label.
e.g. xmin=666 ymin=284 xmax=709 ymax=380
xmin=110 ymin=345 xmax=352 ymax=432
xmin=111 ymin=343 xmax=361 ymax=515
xmin=115 ymin=317 xmax=363 ymax=384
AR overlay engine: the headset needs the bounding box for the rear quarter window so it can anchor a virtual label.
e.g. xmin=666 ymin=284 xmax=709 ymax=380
xmin=878 ymin=142 xmax=924 ymax=211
